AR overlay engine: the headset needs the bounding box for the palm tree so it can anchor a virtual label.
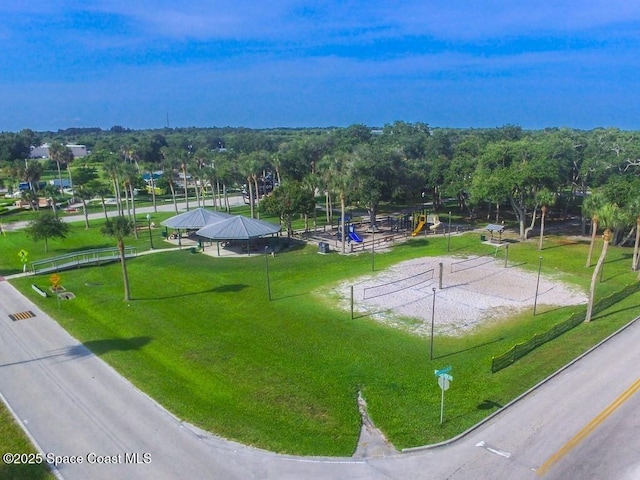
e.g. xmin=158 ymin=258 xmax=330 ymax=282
xmin=585 ymin=203 xmax=622 ymax=322
xmin=77 ymin=185 xmax=94 ymax=229
xmin=536 ymin=189 xmax=555 ymax=251
xmin=625 ymin=197 xmax=640 ymax=272
xmin=121 ymin=164 xmax=139 ymax=239
xmin=322 ymin=153 xmax=352 ymax=254
xmin=103 ymin=158 xmax=124 ymax=216
xmin=86 ymin=180 xmax=112 ymax=221
xmin=582 ymin=192 xmax=605 ymax=267
xmin=180 ymin=151 xmax=190 ymax=211
xmin=240 ymin=153 xmax=261 ymax=219
xmin=48 ymin=142 xmax=65 ymax=193
xmin=21 ymin=189 xmax=39 ymax=211
xmin=143 ymin=162 xmax=159 ymax=213
xmin=101 ymin=216 xmax=135 ymax=301
xmin=159 ymin=153 xmax=180 ymax=215
xmin=23 ymin=160 xmax=43 ymax=193
xmin=41 ymin=184 xmax=59 ymax=217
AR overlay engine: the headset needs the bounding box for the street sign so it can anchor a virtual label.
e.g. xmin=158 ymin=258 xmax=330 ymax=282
xmin=438 ymin=376 xmax=450 ymax=391
xmin=18 ymin=249 xmax=28 ymax=261
xmin=50 ymin=274 xmax=61 ymax=287
xmin=435 ymin=366 xmax=453 ymax=424
xmin=435 ymin=366 xmax=452 ymax=376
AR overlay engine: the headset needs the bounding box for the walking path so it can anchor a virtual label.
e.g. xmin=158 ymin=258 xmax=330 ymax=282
xmin=0 ymin=196 xmax=246 ymax=232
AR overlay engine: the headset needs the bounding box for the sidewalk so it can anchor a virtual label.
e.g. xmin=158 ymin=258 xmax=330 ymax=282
xmin=0 ymin=196 xmax=246 ymax=232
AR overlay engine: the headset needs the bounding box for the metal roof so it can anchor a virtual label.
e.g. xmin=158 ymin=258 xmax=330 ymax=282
xmin=485 ymin=224 xmax=505 ymax=232
xmin=196 ymin=216 xmax=281 ymax=240
xmin=160 ymin=207 xmax=232 ymax=229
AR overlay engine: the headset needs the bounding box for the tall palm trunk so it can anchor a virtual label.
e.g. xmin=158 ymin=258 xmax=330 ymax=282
xmin=585 ymin=229 xmax=610 ymax=322
xmin=586 ymin=216 xmax=598 ymax=267
xmin=538 ymin=205 xmax=547 ymax=251
xmin=81 ymin=198 xmax=90 ymax=229
xmin=100 ymin=195 xmax=109 ymax=221
xmin=194 ymin=173 xmax=202 ymax=208
xmin=253 ymin=174 xmax=260 ymax=219
xmin=182 ymin=163 xmax=189 ymax=211
xmin=247 ymin=176 xmax=255 ymax=218
xmin=56 ymin=161 xmax=64 ymax=194
xmin=150 ymin=174 xmax=158 ymax=213
xmin=325 ymin=191 xmax=331 ymax=223
xmin=633 ymin=216 xmax=640 ymax=271
xmin=168 ymin=180 xmax=178 ymax=215
xmin=130 ymin=183 xmax=138 ymax=239
xmin=118 ymin=239 xmax=131 ymax=301
xmin=340 ymin=192 xmax=346 ymax=254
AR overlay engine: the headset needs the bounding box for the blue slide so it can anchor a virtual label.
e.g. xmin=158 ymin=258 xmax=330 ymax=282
xmin=348 ymin=231 xmax=363 ymax=243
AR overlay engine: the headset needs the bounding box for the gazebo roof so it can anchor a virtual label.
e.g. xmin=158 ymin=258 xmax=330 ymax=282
xmin=160 ymin=208 xmax=232 ymax=229
xmin=196 ymin=216 xmax=281 ymax=240
xmin=485 ymin=224 xmax=505 ymax=233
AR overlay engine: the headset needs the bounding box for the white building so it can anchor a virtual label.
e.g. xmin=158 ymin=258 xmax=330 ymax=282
xmin=29 ymin=144 xmax=88 ymax=159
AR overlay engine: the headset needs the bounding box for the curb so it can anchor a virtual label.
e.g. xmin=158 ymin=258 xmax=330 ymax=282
xmin=402 ymin=314 xmax=640 ymax=453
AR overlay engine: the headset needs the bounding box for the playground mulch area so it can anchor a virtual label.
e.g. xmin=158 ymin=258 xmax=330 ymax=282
xmin=333 ymin=254 xmax=587 ymax=336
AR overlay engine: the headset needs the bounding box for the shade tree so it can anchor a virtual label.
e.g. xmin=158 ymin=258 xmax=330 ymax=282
xmin=25 ymin=211 xmax=70 ymax=252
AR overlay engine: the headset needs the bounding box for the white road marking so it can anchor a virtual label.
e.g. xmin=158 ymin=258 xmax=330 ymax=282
xmin=476 ymin=440 xmax=512 ymax=458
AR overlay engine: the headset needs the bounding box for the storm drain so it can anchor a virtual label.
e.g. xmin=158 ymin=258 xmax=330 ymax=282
xmin=9 ymin=311 xmax=35 ymax=321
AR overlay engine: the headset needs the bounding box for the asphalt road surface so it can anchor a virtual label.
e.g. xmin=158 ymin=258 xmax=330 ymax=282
xmin=1 ymin=277 xmax=639 ymax=479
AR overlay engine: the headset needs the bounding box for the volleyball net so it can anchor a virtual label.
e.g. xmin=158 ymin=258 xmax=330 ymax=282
xmin=362 ymin=269 xmax=434 ymax=300
xmin=450 ymin=253 xmax=497 ymax=274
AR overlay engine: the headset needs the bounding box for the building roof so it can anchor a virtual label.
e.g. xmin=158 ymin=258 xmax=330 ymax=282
xmin=196 ymin=216 xmax=281 ymax=240
xmin=160 ymin=207 xmax=232 ymax=229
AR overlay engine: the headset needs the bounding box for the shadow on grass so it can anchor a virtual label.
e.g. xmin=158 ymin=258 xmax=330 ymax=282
xmin=405 ymin=239 xmax=429 ymax=248
xmin=0 ymin=336 xmax=152 ymax=368
xmin=539 ymin=240 xmax=581 ymax=251
xmin=477 ymin=399 xmax=504 ymax=410
xmin=133 ymin=284 xmax=248 ymax=300
xmin=71 ymin=336 xmax=152 ymax=356
xmin=272 ymin=291 xmax=309 ymax=301
xmin=591 ymin=303 xmax=640 ymax=322
xmin=434 ymin=337 xmax=505 ymax=360
xmin=212 ymin=284 xmax=249 ymax=293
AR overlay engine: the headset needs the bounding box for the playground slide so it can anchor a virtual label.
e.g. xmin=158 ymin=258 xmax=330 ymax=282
xmin=429 ymin=221 xmax=442 ymax=231
xmin=411 ymin=220 xmax=426 ymax=236
xmin=349 ymin=231 xmax=363 ymax=243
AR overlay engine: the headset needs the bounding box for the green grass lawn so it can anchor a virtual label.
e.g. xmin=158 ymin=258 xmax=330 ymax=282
xmin=0 ymin=403 xmax=55 ymax=479
xmin=2 ymin=219 xmax=640 ymax=456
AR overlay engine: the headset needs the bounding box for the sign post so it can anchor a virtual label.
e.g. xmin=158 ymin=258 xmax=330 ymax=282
xmin=18 ymin=249 xmax=28 ymax=273
xmin=435 ymin=366 xmax=453 ymax=425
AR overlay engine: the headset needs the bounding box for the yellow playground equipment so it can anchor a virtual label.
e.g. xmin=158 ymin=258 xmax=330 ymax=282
xmin=412 ymin=214 xmax=427 ymax=236
xmin=412 ymin=213 xmax=441 ymax=236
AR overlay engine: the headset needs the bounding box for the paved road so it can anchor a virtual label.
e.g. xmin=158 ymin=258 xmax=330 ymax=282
xmin=1 ymin=279 xmax=639 ymax=478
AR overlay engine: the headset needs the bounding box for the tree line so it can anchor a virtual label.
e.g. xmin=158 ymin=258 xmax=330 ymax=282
xmin=2 ymin=122 xmax=640 ymax=248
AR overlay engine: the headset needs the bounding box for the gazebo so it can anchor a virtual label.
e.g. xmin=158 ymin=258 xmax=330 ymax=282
xmin=484 ymin=223 xmax=505 ymax=244
xmin=160 ymin=208 xmax=232 ymax=247
xmin=196 ymin=216 xmax=282 ymax=256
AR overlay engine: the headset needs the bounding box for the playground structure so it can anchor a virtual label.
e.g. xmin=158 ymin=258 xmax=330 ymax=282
xmin=411 ymin=214 xmax=441 ymax=236
xmin=348 ymin=225 xmax=363 ymax=243
xmin=304 ymin=208 xmax=463 ymax=254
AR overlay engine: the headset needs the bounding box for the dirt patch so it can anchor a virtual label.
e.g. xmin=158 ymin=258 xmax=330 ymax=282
xmin=331 ymin=254 xmax=587 ymax=337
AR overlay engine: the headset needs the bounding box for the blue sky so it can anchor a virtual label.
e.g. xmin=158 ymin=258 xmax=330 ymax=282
xmin=2 ymin=1 xmax=640 ymax=131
